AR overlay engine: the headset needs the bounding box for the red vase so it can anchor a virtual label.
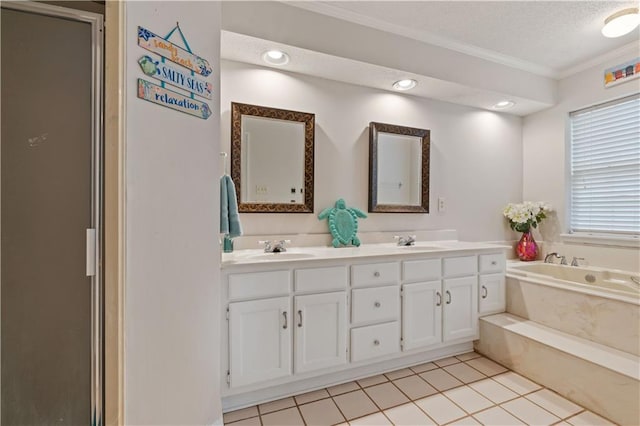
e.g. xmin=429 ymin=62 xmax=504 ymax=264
xmin=516 ymin=230 xmax=538 ymax=261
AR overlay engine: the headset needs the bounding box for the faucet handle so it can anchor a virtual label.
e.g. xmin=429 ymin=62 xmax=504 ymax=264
xmin=571 ymin=257 xmax=585 ymax=267
xmin=560 ymin=256 xmax=568 ymax=265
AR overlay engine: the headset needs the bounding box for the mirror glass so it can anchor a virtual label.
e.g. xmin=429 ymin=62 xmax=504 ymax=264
xmin=369 ymin=122 xmax=430 ymax=213
xmin=231 ymin=102 xmax=315 ymax=213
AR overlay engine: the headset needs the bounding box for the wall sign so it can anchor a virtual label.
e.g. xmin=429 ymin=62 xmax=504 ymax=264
xmin=604 ymin=58 xmax=639 ymax=88
xmin=137 ymin=79 xmax=211 ymax=120
xmin=138 ymin=26 xmax=212 ymax=77
xmin=138 ymin=55 xmax=212 ymax=100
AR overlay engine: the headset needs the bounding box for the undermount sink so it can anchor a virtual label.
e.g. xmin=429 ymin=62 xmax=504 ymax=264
xmin=247 ymin=252 xmax=316 ymax=261
xmin=394 ymin=245 xmax=442 ymax=251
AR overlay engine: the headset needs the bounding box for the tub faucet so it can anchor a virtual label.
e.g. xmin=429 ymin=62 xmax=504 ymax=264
xmin=571 ymin=257 xmax=585 ymax=267
xmin=394 ymin=235 xmax=416 ymax=246
xmin=259 ymin=239 xmax=291 ymax=253
xmin=544 ymin=252 xmax=562 ymax=263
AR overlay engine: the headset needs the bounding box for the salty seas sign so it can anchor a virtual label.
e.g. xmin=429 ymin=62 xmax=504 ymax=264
xmin=137 ymin=26 xmax=212 ymax=77
xmin=138 ymin=55 xmax=212 ymax=100
xmin=136 ymin=23 xmax=212 ymax=119
xmin=137 ymin=79 xmax=211 ymax=120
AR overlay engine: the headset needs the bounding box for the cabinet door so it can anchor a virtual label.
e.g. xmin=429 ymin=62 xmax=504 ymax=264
xmin=402 ymin=281 xmax=442 ymax=351
xmin=479 ymin=274 xmax=506 ymax=315
xmin=295 ymin=292 xmax=347 ymax=374
xmin=229 ymin=297 xmax=292 ymax=388
xmin=443 ymin=276 xmax=478 ymax=341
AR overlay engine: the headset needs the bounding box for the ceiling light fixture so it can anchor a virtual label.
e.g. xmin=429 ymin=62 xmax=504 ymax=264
xmin=493 ymin=100 xmax=515 ymax=109
xmin=262 ymin=50 xmax=290 ymax=66
xmin=601 ymin=8 xmax=640 ymax=38
xmin=392 ymin=79 xmax=417 ymax=91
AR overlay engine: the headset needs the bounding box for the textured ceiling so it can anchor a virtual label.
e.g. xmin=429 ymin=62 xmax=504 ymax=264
xmin=293 ymin=1 xmax=640 ymax=76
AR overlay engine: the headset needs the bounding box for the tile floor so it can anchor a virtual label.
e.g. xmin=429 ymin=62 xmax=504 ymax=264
xmin=223 ymin=352 xmax=616 ymax=426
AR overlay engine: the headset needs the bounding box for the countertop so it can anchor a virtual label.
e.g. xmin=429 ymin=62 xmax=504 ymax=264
xmin=221 ymin=241 xmax=510 ymax=268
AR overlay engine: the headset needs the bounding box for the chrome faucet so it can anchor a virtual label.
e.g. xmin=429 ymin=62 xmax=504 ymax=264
xmin=259 ymin=239 xmax=291 ymax=253
xmin=394 ymin=235 xmax=416 ymax=246
xmin=544 ymin=252 xmax=563 ymax=263
xmin=570 ymin=257 xmax=585 ymax=267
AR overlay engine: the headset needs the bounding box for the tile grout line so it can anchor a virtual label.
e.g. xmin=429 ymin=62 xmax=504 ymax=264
xmin=225 ymin=354 xmax=617 ymax=426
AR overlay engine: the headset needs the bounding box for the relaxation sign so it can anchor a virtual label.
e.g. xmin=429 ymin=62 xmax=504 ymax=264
xmin=137 ymin=79 xmax=211 ymax=120
xmin=137 ymin=26 xmax=212 ymax=77
xmin=138 ymin=55 xmax=212 ymax=100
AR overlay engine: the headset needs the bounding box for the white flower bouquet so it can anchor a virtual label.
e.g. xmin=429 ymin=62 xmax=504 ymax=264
xmin=503 ymin=201 xmax=553 ymax=233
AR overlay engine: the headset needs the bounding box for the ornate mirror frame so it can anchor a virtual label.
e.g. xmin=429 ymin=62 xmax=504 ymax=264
xmin=231 ymin=102 xmax=315 ymax=213
xmin=368 ymin=122 xmax=430 ymax=213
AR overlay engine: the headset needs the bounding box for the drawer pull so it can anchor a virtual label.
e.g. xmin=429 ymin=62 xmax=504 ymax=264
xmin=445 ymin=290 xmax=452 ymax=304
xmin=282 ymin=311 xmax=288 ymax=329
xmin=373 ymin=271 xmax=380 ymax=277
xmin=297 ymin=310 xmax=303 ymax=327
xmin=373 ymin=339 xmax=380 ymax=346
xmin=374 ymin=301 xmax=381 ymax=308
xmin=436 ymin=292 xmax=442 ymax=306
xmin=482 ymin=285 xmax=488 ymax=299
xmin=491 ymin=261 xmax=497 ymax=266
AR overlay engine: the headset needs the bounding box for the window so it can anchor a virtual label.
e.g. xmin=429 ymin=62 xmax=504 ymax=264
xmin=569 ymin=94 xmax=640 ymax=238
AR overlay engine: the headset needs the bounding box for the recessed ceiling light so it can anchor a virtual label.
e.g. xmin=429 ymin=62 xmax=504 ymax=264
xmin=262 ymin=50 xmax=289 ymax=65
xmin=392 ymin=79 xmax=417 ymax=91
xmin=493 ymin=100 xmax=515 ymax=109
xmin=602 ymin=8 xmax=640 ymax=38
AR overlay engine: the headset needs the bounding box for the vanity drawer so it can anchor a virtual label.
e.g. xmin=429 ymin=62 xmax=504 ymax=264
xmin=351 ymin=285 xmax=399 ymax=325
xmin=228 ymin=270 xmax=291 ymax=301
xmin=479 ymin=253 xmax=505 ymax=274
xmin=403 ymin=258 xmax=441 ymax=282
xmin=295 ymin=266 xmax=347 ymax=293
xmin=443 ymin=256 xmax=477 ymax=277
xmin=351 ymin=322 xmax=400 ymax=362
xmin=351 ymin=262 xmax=399 ymax=288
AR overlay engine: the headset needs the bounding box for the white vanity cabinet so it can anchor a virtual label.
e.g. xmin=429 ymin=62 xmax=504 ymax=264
xmin=228 ymin=297 xmax=292 ymax=388
xmin=401 ymin=255 xmax=478 ymax=351
xmin=402 ymin=280 xmax=442 ymax=350
xmin=294 ymin=291 xmax=347 ymax=374
xmin=478 ymin=254 xmax=506 ymax=315
xmin=221 ymin=245 xmax=506 ymax=410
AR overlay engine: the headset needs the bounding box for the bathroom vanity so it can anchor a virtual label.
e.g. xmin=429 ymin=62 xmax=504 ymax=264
xmin=220 ymin=242 xmax=506 ymax=410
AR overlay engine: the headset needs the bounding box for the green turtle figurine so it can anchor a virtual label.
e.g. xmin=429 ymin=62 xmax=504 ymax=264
xmin=318 ymin=199 xmax=368 ymax=247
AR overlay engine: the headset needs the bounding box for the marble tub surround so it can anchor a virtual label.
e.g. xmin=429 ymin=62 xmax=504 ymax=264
xmin=476 ymin=314 xmax=639 ymax=426
xmin=506 ymin=274 xmax=640 ymax=356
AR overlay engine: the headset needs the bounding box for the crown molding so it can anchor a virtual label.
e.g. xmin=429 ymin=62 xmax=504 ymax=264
xmin=557 ymin=41 xmax=640 ymax=79
xmin=284 ymin=0 xmax=557 ymax=78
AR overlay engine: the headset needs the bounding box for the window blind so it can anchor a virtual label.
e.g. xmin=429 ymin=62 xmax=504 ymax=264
xmin=569 ymin=94 xmax=640 ymax=235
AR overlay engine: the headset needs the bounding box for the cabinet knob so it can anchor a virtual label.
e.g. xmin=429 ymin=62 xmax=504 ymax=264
xmin=491 ymin=261 xmax=497 ymax=266
xmin=373 ymin=339 xmax=380 ymax=346
xmin=373 ymin=271 xmax=380 ymax=277
xmin=374 ymin=301 xmax=381 ymax=308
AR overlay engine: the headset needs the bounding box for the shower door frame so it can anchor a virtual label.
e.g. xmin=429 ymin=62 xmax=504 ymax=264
xmin=1 ymin=1 xmax=105 ymax=424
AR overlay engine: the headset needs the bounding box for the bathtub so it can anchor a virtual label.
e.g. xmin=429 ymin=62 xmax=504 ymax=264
xmin=506 ymin=261 xmax=640 ymax=356
xmin=508 ymin=262 xmax=640 ymax=299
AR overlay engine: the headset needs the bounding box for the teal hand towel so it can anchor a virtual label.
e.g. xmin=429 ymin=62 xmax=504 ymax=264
xmin=220 ymin=175 xmax=242 ymax=238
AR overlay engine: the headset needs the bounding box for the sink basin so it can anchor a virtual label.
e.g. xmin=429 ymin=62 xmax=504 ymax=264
xmin=394 ymin=245 xmax=442 ymax=251
xmin=246 ymin=252 xmax=316 ymax=261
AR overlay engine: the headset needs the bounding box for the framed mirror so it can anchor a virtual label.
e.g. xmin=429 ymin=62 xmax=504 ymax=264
xmin=231 ymin=102 xmax=315 ymax=213
xmin=368 ymin=122 xmax=430 ymax=213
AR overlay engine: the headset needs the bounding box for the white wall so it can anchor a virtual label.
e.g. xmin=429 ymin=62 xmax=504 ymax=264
xmin=221 ymin=60 xmax=523 ymax=242
xmin=124 ymin=2 xmax=222 ymax=424
xmin=523 ymin=53 xmax=640 ymax=271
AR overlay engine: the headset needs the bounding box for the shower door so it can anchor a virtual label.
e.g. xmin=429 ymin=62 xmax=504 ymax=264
xmin=1 ymin=2 xmax=103 ymax=424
